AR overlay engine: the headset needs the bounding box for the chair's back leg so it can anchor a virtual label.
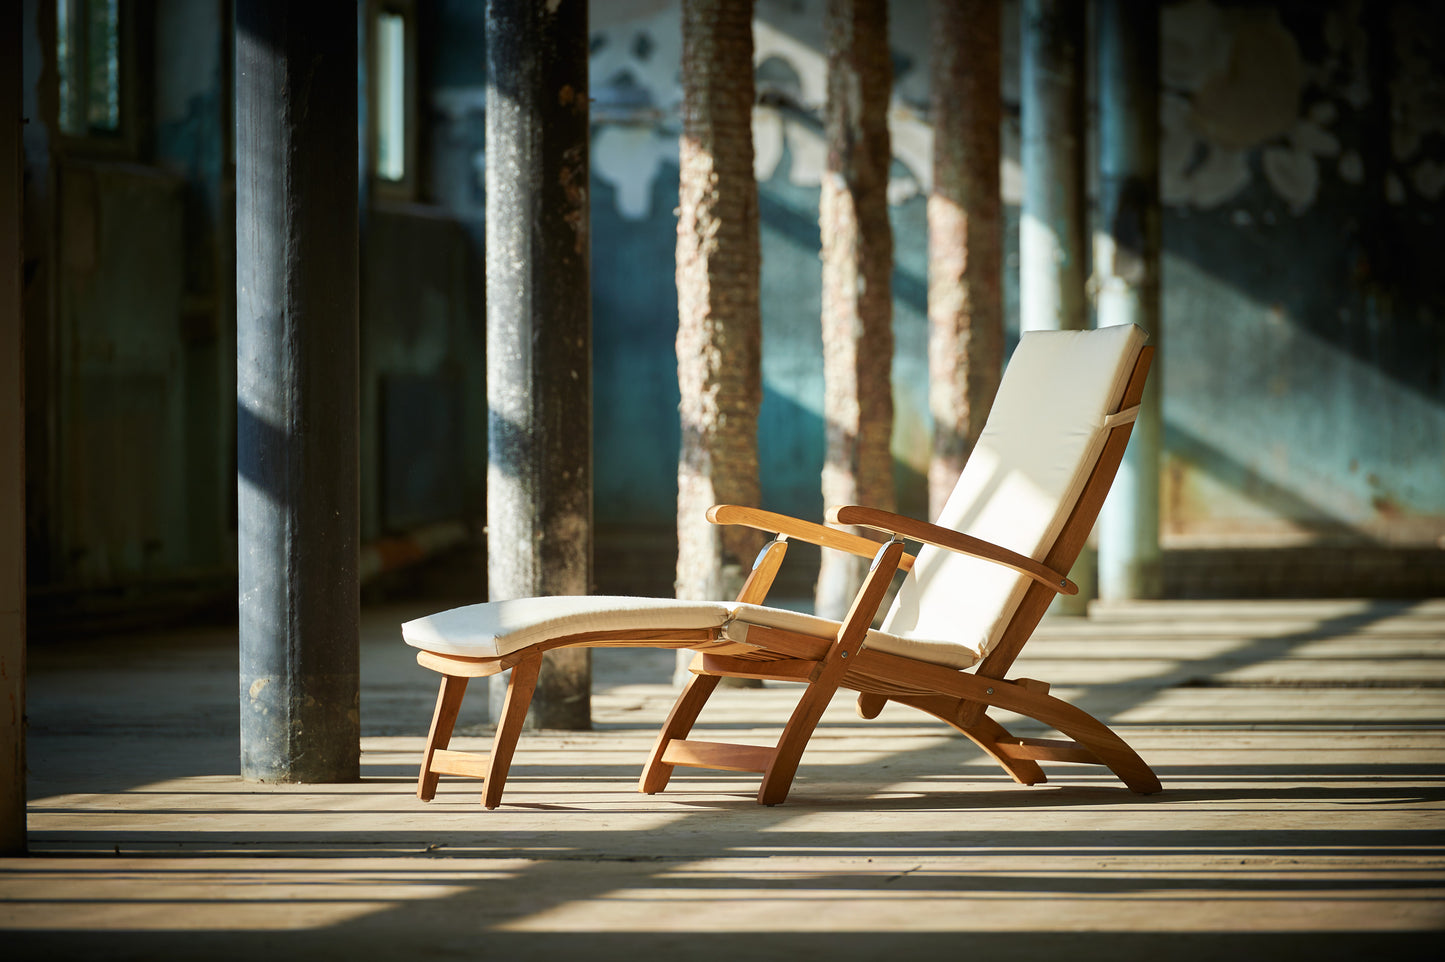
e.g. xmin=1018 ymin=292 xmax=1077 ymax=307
xmin=639 ymin=538 xmax=791 ymax=797
xmin=955 ymin=713 xmax=1048 ymax=786
xmin=639 ymin=670 xmax=723 ymax=794
xmin=481 ymin=654 xmax=543 ymax=810
xmin=419 ymin=674 xmax=470 ymax=801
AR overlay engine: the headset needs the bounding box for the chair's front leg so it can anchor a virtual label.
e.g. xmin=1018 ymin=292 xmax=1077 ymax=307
xmin=419 ymin=674 xmax=469 ymax=801
xmin=481 ymin=654 xmax=543 ymax=809
xmin=757 ymin=677 xmax=836 ymax=806
xmin=759 ymin=537 xmax=908 ymax=806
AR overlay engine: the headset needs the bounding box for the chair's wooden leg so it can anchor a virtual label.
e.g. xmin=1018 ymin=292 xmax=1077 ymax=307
xmin=856 ymin=692 xmax=887 ymax=719
xmin=884 ymin=692 xmax=1048 ymax=786
xmin=639 ymin=671 xmax=722 ymax=795
xmin=757 ymin=679 xmax=839 ymax=806
xmin=418 ymin=674 xmax=469 ymax=801
xmin=480 ymin=655 xmax=542 ymax=810
xmin=958 ymin=713 xmax=1048 ymax=786
xmin=1023 ymin=692 xmax=1161 ymax=794
xmin=897 ymin=688 xmax=1157 ymax=793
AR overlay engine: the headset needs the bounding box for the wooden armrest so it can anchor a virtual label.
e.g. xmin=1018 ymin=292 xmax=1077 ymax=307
xmin=707 ymin=504 xmax=916 ymax=571
xmin=826 ymin=504 xmax=1076 ymax=595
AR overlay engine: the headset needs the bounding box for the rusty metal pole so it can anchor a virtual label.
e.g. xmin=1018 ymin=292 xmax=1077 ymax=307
xmin=1 ymin=0 xmax=27 ymax=855
xmin=1096 ymin=0 xmax=1162 ymax=600
xmin=485 ymin=0 xmax=592 ymax=730
xmin=1020 ymin=0 xmax=1091 ymax=611
xmin=236 ymin=0 xmax=361 ymax=782
xmin=927 ymin=0 xmax=1003 ymax=520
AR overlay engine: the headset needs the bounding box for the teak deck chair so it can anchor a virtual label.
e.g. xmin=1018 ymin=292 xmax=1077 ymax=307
xmin=403 ymin=323 xmax=1161 ymax=808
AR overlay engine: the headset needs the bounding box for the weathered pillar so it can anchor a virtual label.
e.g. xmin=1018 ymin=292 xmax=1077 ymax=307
xmin=235 ymin=0 xmax=361 ymax=782
xmin=1096 ymin=0 xmax=1162 ymax=600
xmin=674 ymin=0 xmax=764 ymax=686
xmin=815 ymin=0 xmax=895 ymax=622
xmin=1 ymin=0 xmax=27 ymax=855
xmin=927 ymin=0 xmax=1003 ymax=520
xmin=1020 ymin=0 xmax=1090 ymax=611
xmin=485 ymin=0 xmax=592 ymax=730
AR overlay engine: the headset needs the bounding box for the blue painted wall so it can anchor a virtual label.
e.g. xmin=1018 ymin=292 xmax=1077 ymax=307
xmin=21 ymin=0 xmax=1445 ymax=611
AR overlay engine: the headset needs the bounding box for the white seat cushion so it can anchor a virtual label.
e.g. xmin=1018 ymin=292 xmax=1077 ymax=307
xmin=402 ymin=595 xmax=734 ymax=658
xmin=878 ymin=324 xmax=1146 ymax=667
xmin=404 ymin=595 xmax=981 ymax=670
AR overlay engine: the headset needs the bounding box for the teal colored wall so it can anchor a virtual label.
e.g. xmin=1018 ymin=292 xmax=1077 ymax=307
xmin=584 ymin=0 xmax=1445 ymax=552
xmin=20 ymin=0 xmax=1445 ymax=611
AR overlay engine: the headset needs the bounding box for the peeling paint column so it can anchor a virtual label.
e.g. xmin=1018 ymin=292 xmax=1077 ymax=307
xmin=235 ymin=1 xmax=361 ymax=782
xmin=927 ymin=0 xmax=1004 ymax=520
xmin=1 ymin=0 xmax=27 ymax=854
xmin=1020 ymin=0 xmax=1091 ymax=611
xmin=1096 ymin=0 xmax=1162 ymax=601
xmin=485 ymin=0 xmax=592 ymax=730
xmin=816 ymin=0 xmax=896 ymax=622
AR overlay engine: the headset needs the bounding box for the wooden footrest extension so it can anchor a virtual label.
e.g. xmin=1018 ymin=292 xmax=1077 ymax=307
xmin=428 ymin=748 xmax=492 ymax=779
xmin=994 ymin=737 xmax=1101 ymax=765
xmin=660 ymin=739 xmax=776 ymax=773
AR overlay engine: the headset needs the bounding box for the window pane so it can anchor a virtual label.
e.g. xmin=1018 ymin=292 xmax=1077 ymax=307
xmin=375 ymin=10 xmax=407 ymax=182
xmin=86 ymin=0 xmax=121 ymax=132
xmin=56 ymin=0 xmax=120 ymax=136
xmin=56 ymin=0 xmax=82 ymax=135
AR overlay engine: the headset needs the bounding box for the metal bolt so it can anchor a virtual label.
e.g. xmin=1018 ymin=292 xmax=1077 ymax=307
xmin=985 ymin=687 xmax=994 ymax=695
xmin=840 ymin=651 xmax=848 ymax=659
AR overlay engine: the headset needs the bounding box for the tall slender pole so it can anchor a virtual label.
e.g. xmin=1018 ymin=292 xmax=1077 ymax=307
xmin=816 ymin=0 xmax=895 ymax=622
xmin=0 ymin=0 xmax=27 ymax=855
xmin=927 ymin=0 xmax=1003 ymax=520
xmin=485 ymin=0 xmax=592 ymax=730
xmin=674 ymin=0 xmax=764 ymax=686
xmin=1020 ymin=0 xmax=1087 ymax=337
xmin=1096 ymin=0 xmax=1162 ymax=600
xmin=1020 ymin=0 xmax=1091 ymax=611
xmin=236 ymin=0 xmax=361 ymax=782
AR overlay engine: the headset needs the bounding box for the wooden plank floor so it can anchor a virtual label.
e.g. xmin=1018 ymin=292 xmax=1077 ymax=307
xmin=5 ymin=599 xmax=1443 ymax=960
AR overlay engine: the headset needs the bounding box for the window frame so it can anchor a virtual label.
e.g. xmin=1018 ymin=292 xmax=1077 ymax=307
xmin=53 ymin=0 xmax=144 ymax=158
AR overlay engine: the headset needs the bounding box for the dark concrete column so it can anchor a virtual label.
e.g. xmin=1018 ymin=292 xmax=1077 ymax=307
xmin=1020 ymin=0 xmax=1090 ymax=611
xmin=485 ymin=0 xmax=592 ymax=731
xmin=1096 ymin=0 xmax=1162 ymax=601
xmin=1 ymin=0 xmax=27 ymax=855
xmin=235 ymin=1 xmax=361 ymax=782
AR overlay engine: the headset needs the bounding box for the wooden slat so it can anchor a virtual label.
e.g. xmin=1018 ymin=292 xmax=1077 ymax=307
xmin=660 ymin=739 xmax=776 ymax=773
xmin=994 ymin=738 xmax=1100 ymax=764
xmin=416 ymin=650 xmax=519 ymax=678
xmin=695 ymin=654 xmax=818 ymax=683
xmin=732 ymin=625 xmax=832 ymax=660
xmin=428 ymin=749 xmax=492 ymax=779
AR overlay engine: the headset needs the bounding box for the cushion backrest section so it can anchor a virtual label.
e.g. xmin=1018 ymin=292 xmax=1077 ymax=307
xmin=879 ymin=324 xmax=1146 ymax=661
